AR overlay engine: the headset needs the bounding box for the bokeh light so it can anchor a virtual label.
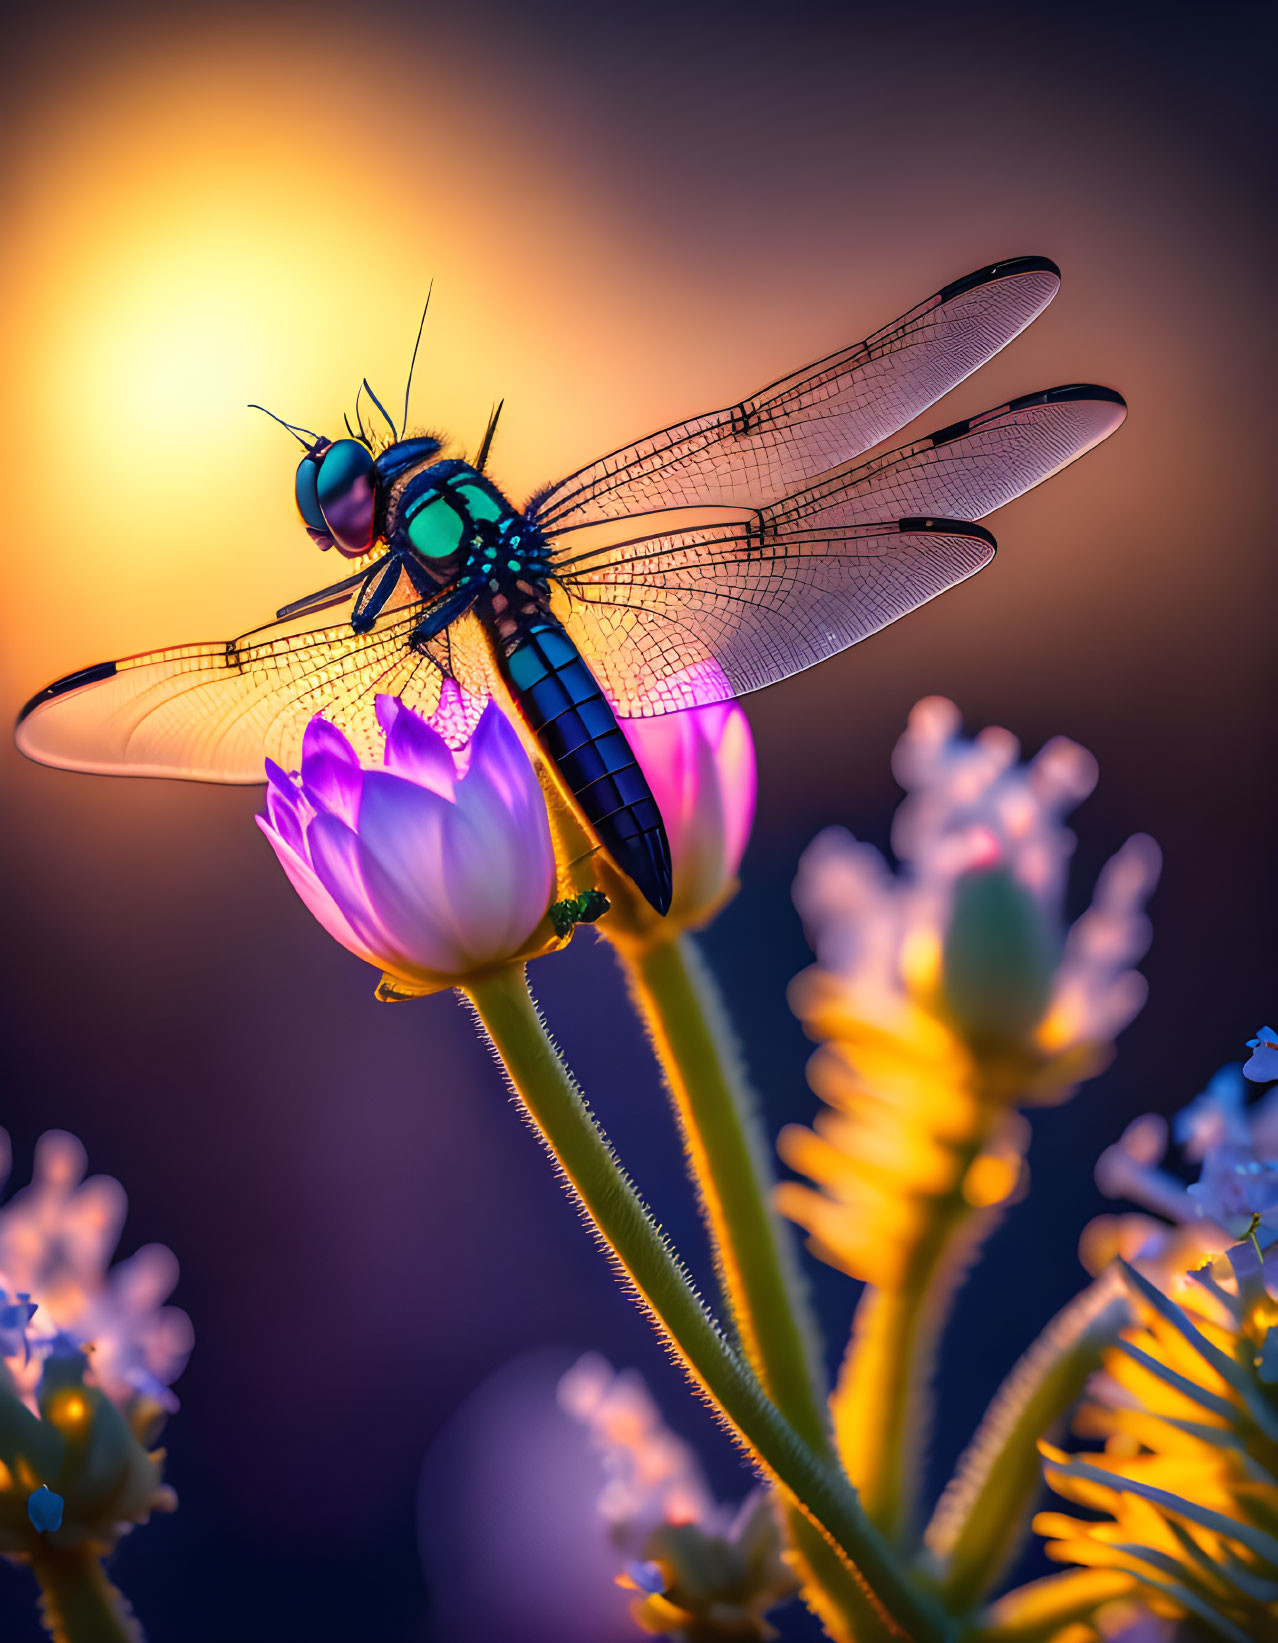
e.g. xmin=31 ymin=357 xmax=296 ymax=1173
xmin=1 ymin=2 xmax=1274 ymax=1639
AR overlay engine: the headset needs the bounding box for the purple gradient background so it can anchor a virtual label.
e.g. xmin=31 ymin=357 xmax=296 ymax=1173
xmin=2 ymin=1 xmax=1276 ymax=1638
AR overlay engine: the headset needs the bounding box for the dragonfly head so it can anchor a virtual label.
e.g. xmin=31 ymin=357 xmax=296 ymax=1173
xmin=294 ymin=437 xmax=377 ymax=558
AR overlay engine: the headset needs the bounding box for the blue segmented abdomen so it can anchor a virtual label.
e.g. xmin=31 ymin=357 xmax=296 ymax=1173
xmin=496 ymin=618 xmax=673 ymax=916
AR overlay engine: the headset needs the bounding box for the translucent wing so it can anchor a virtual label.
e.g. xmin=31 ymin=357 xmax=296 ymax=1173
xmin=15 ymin=575 xmax=493 ymax=782
xmin=551 ymin=517 xmax=996 ymax=716
xmin=770 ymin=383 xmax=1127 ymax=529
xmin=530 ymin=256 xmax=1061 ymax=532
xmin=548 ymin=381 xmax=1124 ymax=716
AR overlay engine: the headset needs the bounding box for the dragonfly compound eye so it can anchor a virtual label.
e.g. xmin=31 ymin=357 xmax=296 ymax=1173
xmin=294 ymin=451 xmax=335 ymax=549
xmin=316 ymin=438 xmax=377 ymax=557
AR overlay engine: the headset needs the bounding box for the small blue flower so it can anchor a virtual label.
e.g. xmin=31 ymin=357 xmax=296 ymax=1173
xmin=26 ymin=1486 xmax=63 ymax=1533
xmin=1244 ymin=1027 xmax=1278 ymax=1084
xmin=1174 ymin=1064 xmax=1249 ymax=1160
xmin=0 ymin=1288 xmax=38 ymax=1366
xmin=624 ymin=1559 xmax=667 ymax=1595
xmin=1187 ymin=1145 xmax=1278 ymax=1241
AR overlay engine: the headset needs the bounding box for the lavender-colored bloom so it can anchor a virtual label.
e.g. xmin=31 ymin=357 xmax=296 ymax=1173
xmin=1244 ymin=1026 xmax=1278 ymax=1083
xmin=259 ymin=697 xmax=556 ymax=994
xmin=1174 ymin=1064 xmax=1250 ymax=1160
xmin=1094 ymin=1113 xmax=1202 ymax=1231
xmin=1093 ymin=1062 xmax=1278 ymax=1275
xmin=0 ymin=1132 xmax=183 ymax=1559
xmin=0 ymin=1129 xmax=192 ymax=1411
xmin=1187 ymin=1146 xmax=1278 ymax=1241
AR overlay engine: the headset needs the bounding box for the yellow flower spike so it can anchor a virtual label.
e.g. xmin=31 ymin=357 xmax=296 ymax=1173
xmin=1036 ymin=1259 xmax=1278 ymax=1641
xmin=784 ymin=705 xmax=1158 ymax=1548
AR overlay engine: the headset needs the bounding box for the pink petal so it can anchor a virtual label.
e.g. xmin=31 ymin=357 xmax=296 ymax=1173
xmin=305 ymin=812 xmax=402 ymax=961
xmin=256 ymin=815 xmax=382 ymax=965
xmin=304 ymin=753 xmax=364 ymax=825
xmin=265 ymin=785 xmax=305 ymax=856
xmin=355 ymin=772 xmax=470 ymax=973
xmin=302 ymin=715 xmax=359 ymax=775
xmin=382 ymin=702 xmax=457 ymax=797
xmin=714 ymin=704 xmax=757 ymax=877
xmin=620 ymin=696 xmax=755 ymax=920
xmin=375 ymin=694 xmax=403 ymax=738
xmin=448 ymin=780 xmax=551 ymax=959
xmin=466 ymin=702 xmax=539 ymax=813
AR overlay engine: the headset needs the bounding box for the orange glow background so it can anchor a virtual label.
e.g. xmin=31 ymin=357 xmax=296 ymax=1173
xmin=1 ymin=4 xmax=1274 ymax=1640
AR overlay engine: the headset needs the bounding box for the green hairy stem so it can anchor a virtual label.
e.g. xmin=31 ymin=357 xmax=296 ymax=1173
xmin=466 ymin=964 xmax=951 ymax=1643
xmin=924 ymin=1271 xmax=1130 ymax=1612
xmin=624 ymin=935 xmax=828 ymax=1451
xmin=621 ymin=934 xmax=887 ymax=1638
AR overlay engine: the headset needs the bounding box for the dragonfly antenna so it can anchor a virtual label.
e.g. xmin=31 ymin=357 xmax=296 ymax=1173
xmin=361 ymin=378 xmax=400 ymax=443
xmin=474 ymin=398 xmax=505 ymax=473
xmin=247 ymin=404 xmax=321 ymax=448
xmin=402 ymin=281 xmax=433 ymax=435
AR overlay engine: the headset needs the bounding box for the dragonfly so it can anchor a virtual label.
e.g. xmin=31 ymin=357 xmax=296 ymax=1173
xmin=15 ymin=256 xmax=1125 ymax=915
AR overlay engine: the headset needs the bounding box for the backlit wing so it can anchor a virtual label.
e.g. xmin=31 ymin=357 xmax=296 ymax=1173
xmin=548 ymin=382 xmax=1125 ymax=716
xmin=551 ymin=517 xmax=996 ymax=716
xmin=769 ymin=383 xmax=1126 ymax=529
xmin=530 ymin=256 xmax=1061 ymax=532
xmin=15 ymin=578 xmax=493 ymax=782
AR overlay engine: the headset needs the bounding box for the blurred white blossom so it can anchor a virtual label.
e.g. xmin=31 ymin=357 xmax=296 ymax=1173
xmin=0 ymin=1130 xmax=192 ymax=1412
xmin=558 ymin=1354 xmax=796 ymax=1639
xmin=792 ymin=696 xmax=1160 ymax=1060
xmin=781 ymin=700 xmax=1159 ymax=1295
xmin=558 ymin=1353 xmax=724 ymax=1541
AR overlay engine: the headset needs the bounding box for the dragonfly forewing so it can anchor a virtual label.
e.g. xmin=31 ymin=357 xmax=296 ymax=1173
xmin=530 ymin=256 xmax=1061 ymax=532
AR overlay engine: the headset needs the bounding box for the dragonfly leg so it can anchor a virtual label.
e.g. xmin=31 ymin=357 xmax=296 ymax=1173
xmin=408 ymin=583 xmax=479 ymax=651
xmin=351 ymin=555 xmax=407 ymax=633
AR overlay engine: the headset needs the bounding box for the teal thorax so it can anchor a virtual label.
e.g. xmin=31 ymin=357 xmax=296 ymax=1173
xmin=387 ymin=456 xmax=674 ymax=914
xmin=396 ymin=459 xmax=550 ymax=596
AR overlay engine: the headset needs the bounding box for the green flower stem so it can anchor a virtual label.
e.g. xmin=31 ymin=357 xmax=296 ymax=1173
xmin=619 ymin=935 xmax=884 ymax=1640
xmin=465 ymin=964 xmax=951 ymax=1643
xmin=624 ymin=933 xmax=828 ymax=1451
xmin=923 ymin=1272 xmax=1130 ymax=1613
xmin=31 ymin=1546 xmax=140 ymax=1643
xmin=834 ymin=1127 xmax=991 ymax=1547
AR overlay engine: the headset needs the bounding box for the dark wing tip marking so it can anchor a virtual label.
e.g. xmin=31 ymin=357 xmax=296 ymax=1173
xmin=1005 ymin=383 xmax=1127 ymax=413
xmin=930 ymin=383 xmax=1128 ymax=446
xmin=937 ymin=255 xmax=1061 ymax=304
xmin=898 ymin=516 xmax=997 ymax=551
xmin=17 ymin=661 xmax=118 ymax=727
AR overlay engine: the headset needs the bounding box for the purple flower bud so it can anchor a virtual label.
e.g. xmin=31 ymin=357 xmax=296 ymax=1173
xmin=259 ymin=699 xmax=556 ymax=993
xmin=618 ymin=693 xmax=756 ymax=933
